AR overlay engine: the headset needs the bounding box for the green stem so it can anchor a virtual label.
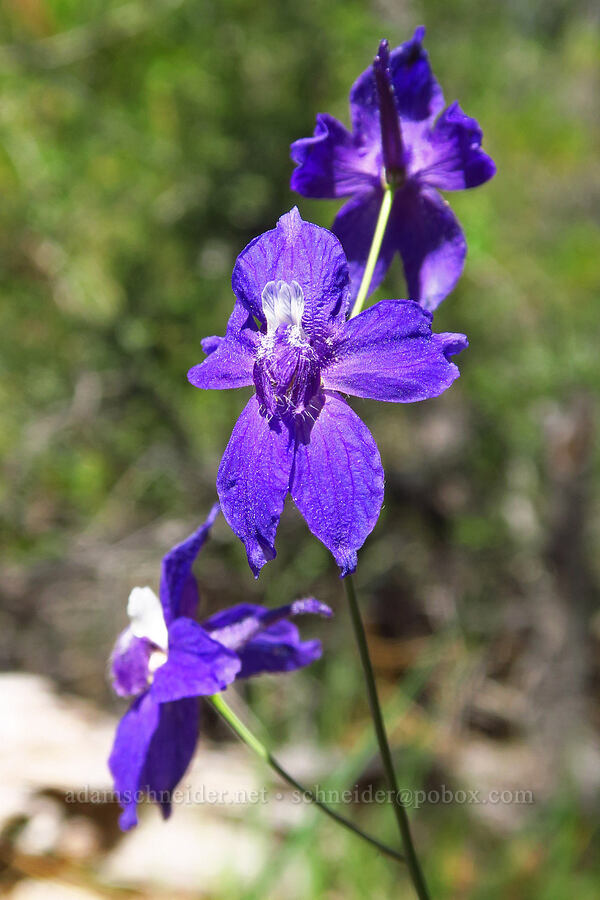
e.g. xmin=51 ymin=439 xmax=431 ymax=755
xmin=208 ymin=692 xmax=404 ymax=865
xmin=350 ymin=184 xmax=395 ymax=318
xmin=344 ymin=576 xmax=430 ymax=900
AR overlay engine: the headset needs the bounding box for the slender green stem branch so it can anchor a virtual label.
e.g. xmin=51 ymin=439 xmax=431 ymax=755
xmin=208 ymin=692 xmax=404 ymax=864
xmin=344 ymin=576 xmax=430 ymax=900
xmin=350 ymin=184 xmax=395 ymax=318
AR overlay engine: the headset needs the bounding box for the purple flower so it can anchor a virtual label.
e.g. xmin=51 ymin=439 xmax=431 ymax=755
xmin=290 ymin=29 xmax=496 ymax=310
xmin=188 ymin=208 xmax=467 ymax=577
xmin=108 ymin=502 xmax=331 ymax=829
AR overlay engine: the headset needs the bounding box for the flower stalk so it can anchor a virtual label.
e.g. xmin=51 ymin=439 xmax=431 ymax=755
xmin=208 ymin=692 xmax=405 ymax=865
xmin=350 ymin=184 xmax=395 ymax=318
xmin=344 ymin=575 xmax=430 ymax=899
xmin=345 ymin=180 xmax=431 ymax=896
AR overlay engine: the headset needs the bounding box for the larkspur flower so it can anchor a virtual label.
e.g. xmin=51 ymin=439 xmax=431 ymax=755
xmin=290 ymin=28 xmax=496 ymax=310
xmin=108 ymin=502 xmax=331 ymax=829
xmin=188 ymin=208 xmax=467 ymax=577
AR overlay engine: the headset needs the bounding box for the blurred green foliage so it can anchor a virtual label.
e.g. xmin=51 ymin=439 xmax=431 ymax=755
xmin=0 ymin=0 xmax=599 ymax=897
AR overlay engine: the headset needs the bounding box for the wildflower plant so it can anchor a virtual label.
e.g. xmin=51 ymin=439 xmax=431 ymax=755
xmin=188 ymin=207 xmax=467 ymax=577
xmin=107 ymin=28 xmax=495 ymax=899
xmin=109 ymin=503 xmax=332 ymax=829
xmin=291 ymin=29 xmax=495 ymax=311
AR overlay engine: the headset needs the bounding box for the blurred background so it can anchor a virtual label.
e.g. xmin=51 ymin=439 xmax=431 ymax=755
xmin=0 ymin=0 xmax=599 ymax=897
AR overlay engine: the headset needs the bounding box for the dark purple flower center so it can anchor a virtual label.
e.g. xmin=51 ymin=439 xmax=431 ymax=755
xmin=253 ymin=280 xmax=321 ymax=418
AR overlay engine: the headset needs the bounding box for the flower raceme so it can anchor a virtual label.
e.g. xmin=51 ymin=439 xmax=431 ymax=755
xmin=290 ymin=28 xmax=496 ymax=310
xmin=108 ymin=502 xmax=331 ymax=830
xmin=188 ymin=208 xmax=467 ymax=578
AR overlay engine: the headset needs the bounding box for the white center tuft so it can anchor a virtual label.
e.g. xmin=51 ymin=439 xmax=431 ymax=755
xmin=148 ymin=649 xmax=168 ymax=673
xmin=127 ymin=586 xmax=169 ymax=652
xmin=261 ymin=280 xmax=305 ymax=335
